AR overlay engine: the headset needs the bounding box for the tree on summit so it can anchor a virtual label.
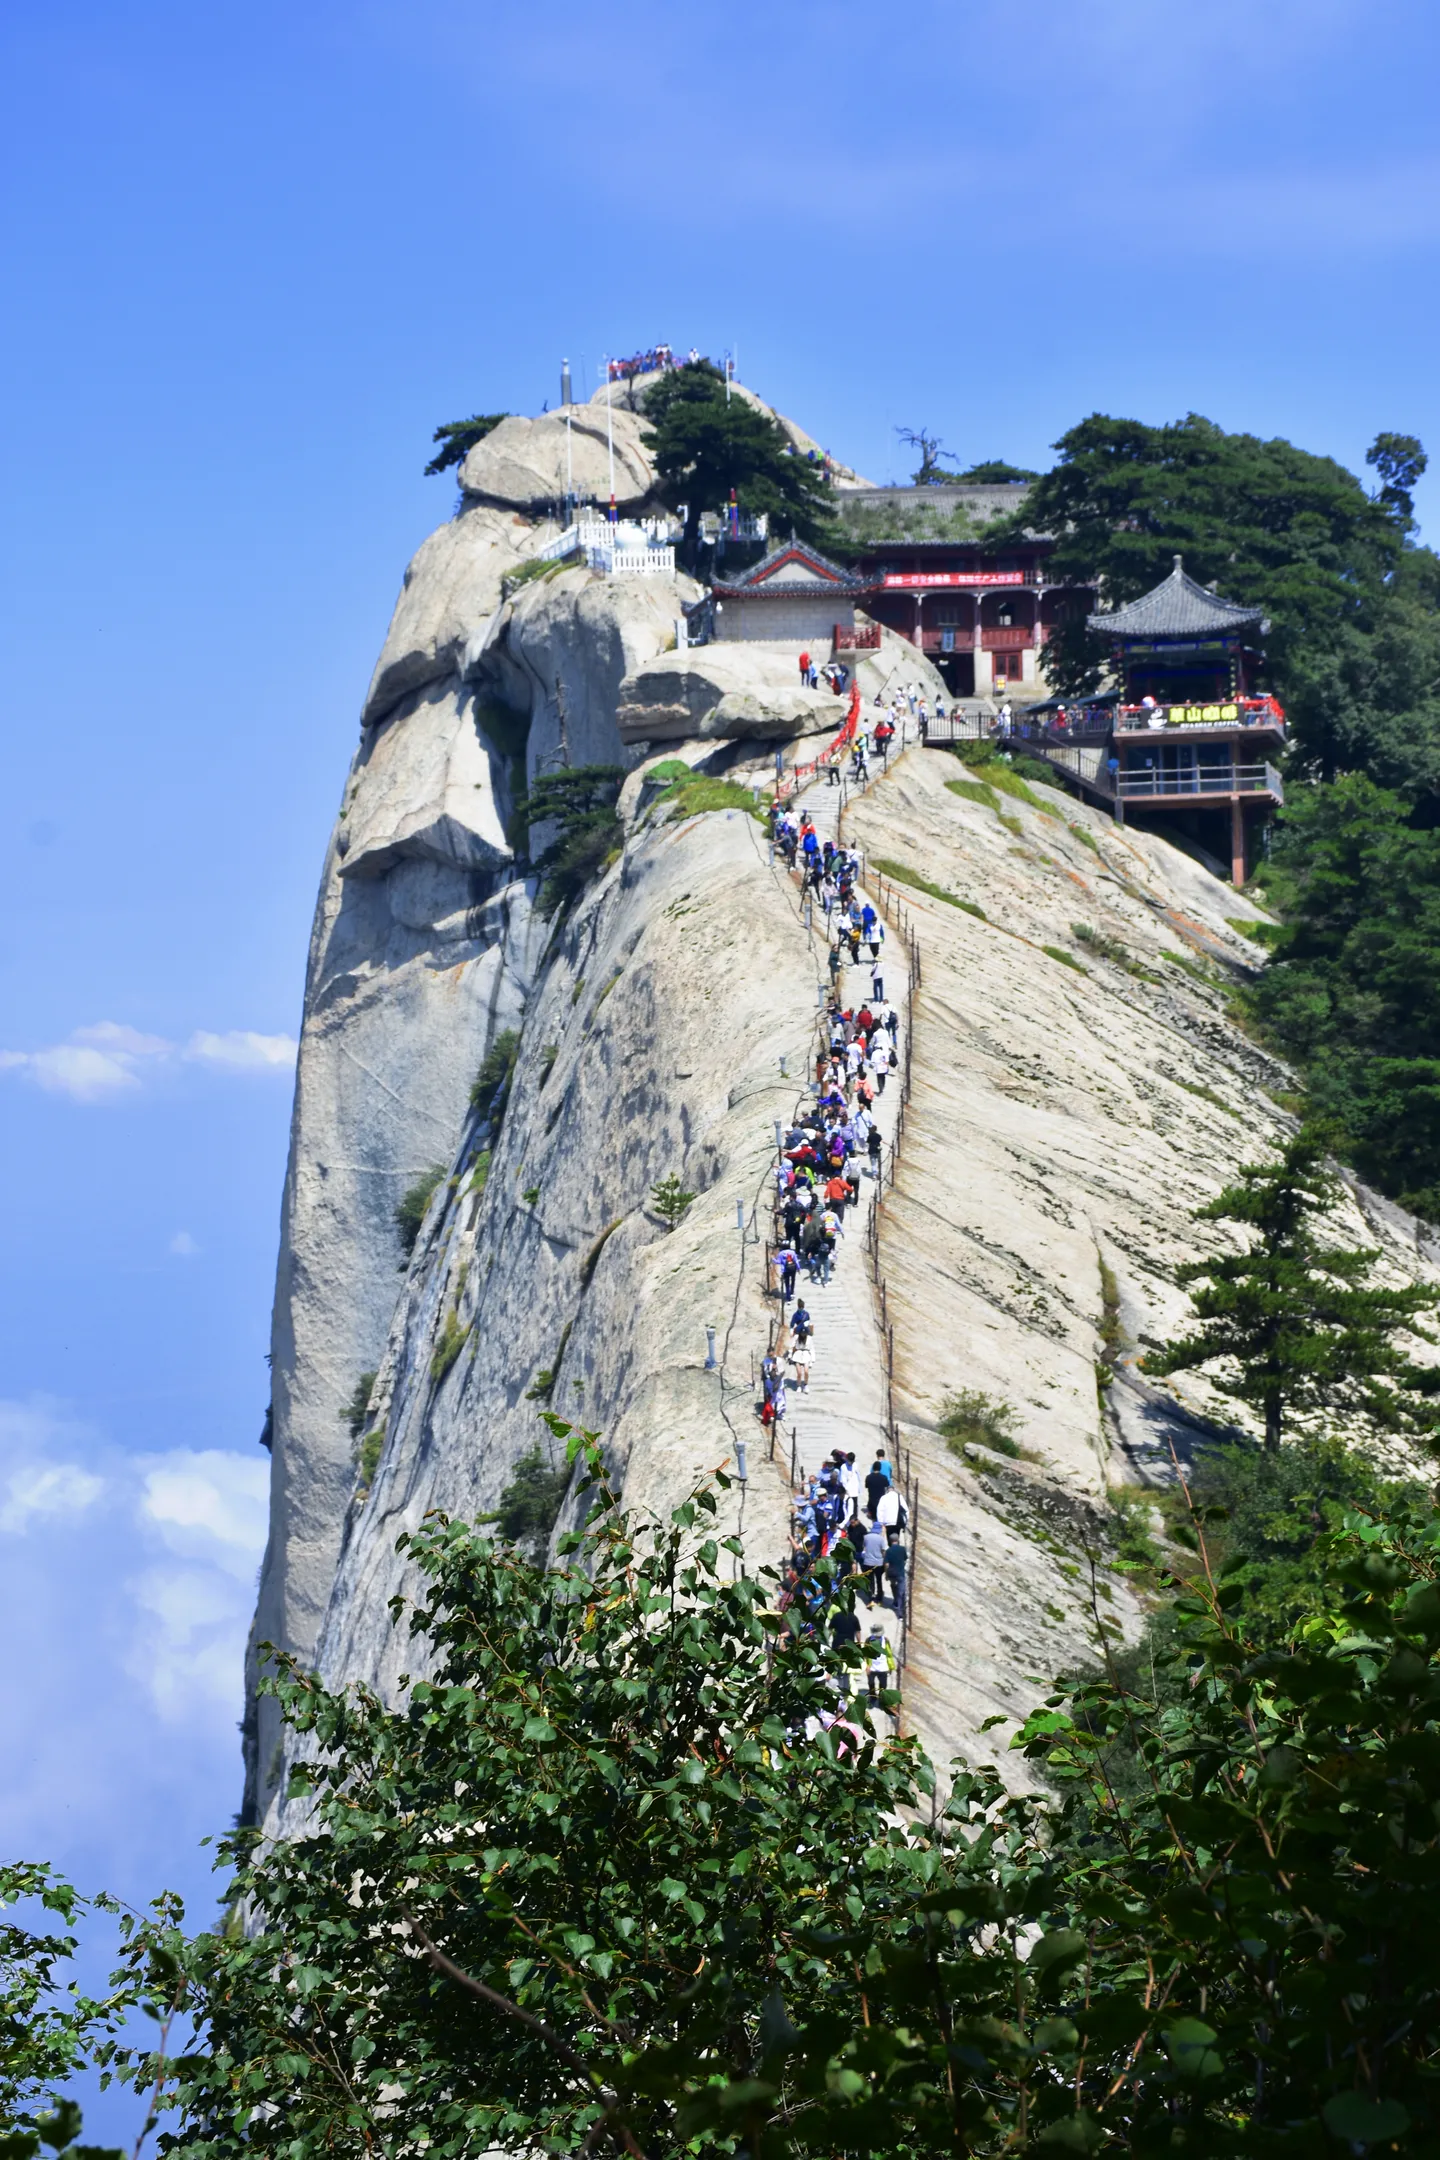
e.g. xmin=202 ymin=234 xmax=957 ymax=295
xmin=424 ymin=412 xmax=509 ymax=476
xmin=642 ymin=360 xmax=834 ymax=567
xmin=1368 ymin=430 xmax=1428 ymax=527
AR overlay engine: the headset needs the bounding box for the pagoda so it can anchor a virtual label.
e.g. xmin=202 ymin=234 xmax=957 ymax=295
xmin=1085 ymin=556 xmax=1286 ymax=886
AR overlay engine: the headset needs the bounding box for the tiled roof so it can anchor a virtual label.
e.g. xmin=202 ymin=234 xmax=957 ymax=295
xmin=1087 ymin=556 xmax=1268 ymax=640
xmin=714 ymin=539 xmax=872 ymax=596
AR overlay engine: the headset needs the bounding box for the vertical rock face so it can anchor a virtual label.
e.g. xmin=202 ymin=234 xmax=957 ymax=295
xmin=246 ymin=443 xmax=699 ymax=1819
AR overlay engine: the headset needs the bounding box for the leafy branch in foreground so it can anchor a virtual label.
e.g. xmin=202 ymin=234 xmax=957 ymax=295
xmin=100 ymin=1419 xmax=1440 ymax=2156
xmin=0 ymin=1863 xmax=132 ymax=2159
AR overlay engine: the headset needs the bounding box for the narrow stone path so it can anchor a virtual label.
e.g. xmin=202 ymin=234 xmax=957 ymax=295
xmin=760 ymin=735 xmax=914 ymax=1680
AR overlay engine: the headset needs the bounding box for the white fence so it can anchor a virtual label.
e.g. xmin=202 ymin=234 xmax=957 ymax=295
xmin=536 ymin=518 xmax=677 ymax=579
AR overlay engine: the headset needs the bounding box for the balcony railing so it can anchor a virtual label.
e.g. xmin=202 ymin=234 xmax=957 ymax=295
xmin=1117 ymin=762 xmax=1284 ymax=803
xmin=1115 ymin=695 xmax=1286 ymax=734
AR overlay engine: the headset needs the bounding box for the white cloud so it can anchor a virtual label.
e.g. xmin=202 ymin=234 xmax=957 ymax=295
xmin=169 ymin=1231 xmax=200 ymax=1257
xmin=128 ymin=1450 xmax=270 ymax=1720
xmin=0 ymin=1459 xmax=105 ymax=1533
xmin=0 ymin=1021 xmax=297 ymax=1102
xmin=183 ymin=1029 xmax=297 ymax=1071
xmin=0 ymin=1397 xmax=270 ymax=1726
xmin=139 ymin=1448 xmax=270 ymax=1581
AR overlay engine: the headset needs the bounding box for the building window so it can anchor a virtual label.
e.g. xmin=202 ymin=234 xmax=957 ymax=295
xmin=997 ymin=606 xmax=1014 ymax=627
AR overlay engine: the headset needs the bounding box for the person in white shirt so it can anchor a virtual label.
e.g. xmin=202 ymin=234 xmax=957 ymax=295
xmin=840 ymin=1452 xmax=862 ymax=1517
xmin=875 ymin=1484 xmax=901 ymax=1530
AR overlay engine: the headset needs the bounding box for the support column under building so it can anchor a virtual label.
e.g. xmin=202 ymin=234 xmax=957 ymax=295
xmin=1230 ymin=799 xmax=1246 ymax=888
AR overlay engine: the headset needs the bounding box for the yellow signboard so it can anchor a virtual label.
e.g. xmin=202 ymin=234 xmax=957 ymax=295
xmin=1169 ymin=703 xmax=1238 ymax=725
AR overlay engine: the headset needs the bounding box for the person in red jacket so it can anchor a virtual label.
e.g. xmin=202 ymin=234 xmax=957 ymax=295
xmin=798 ymin=649 xmax=811 ymax=684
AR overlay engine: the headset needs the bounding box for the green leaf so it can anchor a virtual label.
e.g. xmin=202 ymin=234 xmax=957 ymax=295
xmin=1037 ymin=2111 xmax=1104 ymax=2151
xmin=521 ymin=1716 xmax=555 ymax=1743
xmin=1163 ymin=2017 xmax=1224 ymax=2080
xmin=1321 ymin=2094 xmax=1412 ymax=2146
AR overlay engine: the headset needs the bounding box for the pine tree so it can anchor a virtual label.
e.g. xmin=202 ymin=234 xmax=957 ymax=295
xmin=1149 ymin=1127 xmax=1440 ymax=1450
xmin=650 ymin=1173 xmax=696 ymax=1231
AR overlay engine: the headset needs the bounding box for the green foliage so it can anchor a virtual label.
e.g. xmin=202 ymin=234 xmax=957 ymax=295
xmin=503 ymin=554 xmax=579 ymax=597
xmin=424 ymin=412 xmax=508 ymax=477
xmin=1251 ymin=774 xmax=1440 ymax=1217
xmin=516 ymin=766 xmax=624 ymax=917
xmin=0 ymin=1866 xmax=129 ymax=2152
xmin=956 ymin=458 xmax=1040 ymax=483
xmin=643 ymin=361 xmax=835 ymax=565
xmin=469 ymin=1029 xmax=520 ymax=1127
xmin=945 ymin=777 xmax=1001 ymax=813
xmin=468 ymin=1149 xmax=492 ymax=1196
xmin=1072 ymin=922 xmax=1128 ymax=966
xmin=521 ymin=1186 xmax=541 ymax=1208
xmin=95 ymin=1437 xmax=1440 ymax=2156
xmin=657 ymin=775 xmax=763 ymax=823
xmin=429 ymin=1310 xmax=471 ymax=1385
xmin=833 ymin=495 xmax=990 ymax=550
xmin=650 ymin=1173 xmax=696 ymax=1231
xmin=340 ymin=1371 xmax=377 ymax=1441
xmin=1020 ymin=411 xmax=1437 ymax=785
xmin=644 ymin=757 xmax=692 ymax=787
xmin=112 ymin=1439 xmax=936 ymax=2160
xmin=1176 ymin=1078 xmax=1239 ymax=1118
xmin=1007 ymin=754 xmax=1062 ymax=791
xmin=1368 ymin=430 xmax=1428 ymax=526
xmin=490 ymin=1444 xmax=571 ymax=1555
xmin=355 ymin=1429 xmax=384 ymax=1493
xmin=871 ymin=855 xmax=981 ymax=915
xmin=939 ymin=1388 xmax=1026 ymax=1460
xmin=525 ymin=1325 xmax=572 ymax=1405
xmin=1072 ymin=922 xmax=1160 ymax=981
xmin=1178 ymin=1433 xmax=1420 ymax=1636
xmin=1042 ymin=944 xmax=1088 ymax=974
xmin=395 ymin=1165 xmax=446 ymax=1256
xmin=1068 ymin=821 xmax=1099 ymax=853
xmin=1149 ymin=1126 xmax=1440 ymax=1448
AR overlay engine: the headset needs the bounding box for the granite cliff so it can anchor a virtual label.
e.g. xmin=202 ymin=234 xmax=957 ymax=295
xmin=246 ymin=390 xmax=1440 ymax=1827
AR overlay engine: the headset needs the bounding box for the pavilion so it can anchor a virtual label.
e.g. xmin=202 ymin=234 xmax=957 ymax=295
xmin=1085 ymin=556 xmax=1285 ymax=886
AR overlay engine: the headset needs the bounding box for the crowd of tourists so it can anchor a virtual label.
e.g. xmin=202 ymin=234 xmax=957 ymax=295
xmin=607 ymin=344 xmax=703 ymax=381
xmin=758 ymin=793 xmax=910 ymax=1703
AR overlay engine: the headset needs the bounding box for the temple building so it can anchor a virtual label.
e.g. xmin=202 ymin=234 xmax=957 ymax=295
xmin=703 ymin=538 xmax=872 ymax=645
xmin=834 ymin=483 xmax=1094 ymax=696
xmin=1080 ymin=555 xmax=1285 ymax=886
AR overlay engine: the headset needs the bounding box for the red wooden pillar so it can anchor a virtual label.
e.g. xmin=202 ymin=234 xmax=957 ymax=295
xmin=1230 ymin=799 xmax=1246 ymax=887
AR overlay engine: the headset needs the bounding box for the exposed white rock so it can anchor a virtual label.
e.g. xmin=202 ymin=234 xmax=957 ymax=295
xmin=362 ymin=504 xmax=555 ymax=728
xmin=342 ymin=676 xmax=513 ymax=879
xmin=617 ymin=645 xmax=850 ymax=744
xmin=841 ymin=748 xmax=1440 ymax=1768
xmin=459 ymin=406 xmax=656 ymax=514
xmin=475 ymin=565 xmax=703 ymax=777
xmin=278 ymin=798 xmax=812 ymax=1811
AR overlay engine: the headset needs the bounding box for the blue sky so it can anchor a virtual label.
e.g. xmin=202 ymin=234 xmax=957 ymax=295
xmin=2 ymin=0 xmax=1439 ymax=2125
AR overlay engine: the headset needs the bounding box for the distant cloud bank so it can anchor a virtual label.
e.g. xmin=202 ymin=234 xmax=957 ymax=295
xmin=0 ymin=1020 xmax=297 ymax=1102
xmin=0 ymin=1395 xmax=269 ymax=1722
